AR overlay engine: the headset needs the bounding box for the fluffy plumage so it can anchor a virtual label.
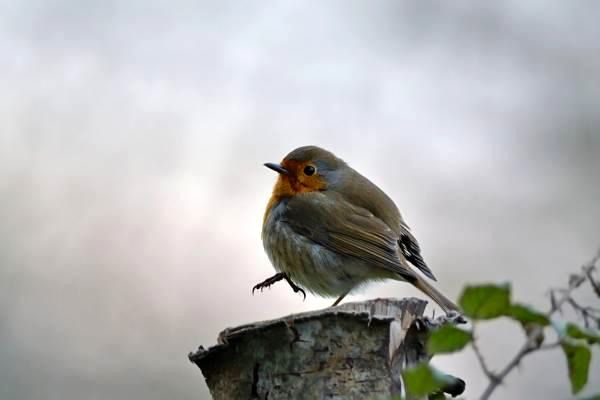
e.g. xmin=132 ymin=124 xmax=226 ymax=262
xmin=261 ymin=145 xmax=458 ymax=312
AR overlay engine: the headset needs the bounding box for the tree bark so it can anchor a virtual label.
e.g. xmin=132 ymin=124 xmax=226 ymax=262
xmin=189 ymin=297 xmax=462 ymax=400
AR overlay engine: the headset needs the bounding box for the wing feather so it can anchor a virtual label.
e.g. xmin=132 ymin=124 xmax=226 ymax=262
xmin=398 ymin=223 xmax=436 ymax=281
xmin=282 ymin=193 xmax=417 ymax=282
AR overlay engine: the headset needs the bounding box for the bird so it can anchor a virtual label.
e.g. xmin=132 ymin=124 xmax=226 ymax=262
xmin=256 ymin=145 xmax=459 ymax=313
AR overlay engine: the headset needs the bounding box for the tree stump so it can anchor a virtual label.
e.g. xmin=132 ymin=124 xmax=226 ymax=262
xmin=189 ymin=297 xmax=464 ymax=400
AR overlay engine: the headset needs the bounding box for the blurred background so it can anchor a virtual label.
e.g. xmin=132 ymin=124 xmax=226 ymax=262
xmin=1 ymin=1 xmax=599 ymax=399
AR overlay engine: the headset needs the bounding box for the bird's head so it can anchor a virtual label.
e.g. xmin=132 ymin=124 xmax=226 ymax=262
xmin=265 ymin=145 xmax=346 ymax=197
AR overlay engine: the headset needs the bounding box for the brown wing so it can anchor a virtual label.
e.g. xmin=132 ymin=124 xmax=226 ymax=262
xmin=326 ymin=168 xmax=436 ymax=281
xmin=282 ymin=192 xmax=418 ymax=283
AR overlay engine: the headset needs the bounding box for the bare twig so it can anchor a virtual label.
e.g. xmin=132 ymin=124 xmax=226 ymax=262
xmin=477 ymin=247 xmax=600 ymax=400
xmin=479 ymin=325 xmax=543 ymax=400
xmin=584 ymin=262 xmax=600 ymax=298
xmin=470 ymin=325 xmax=498 ymax=383
xmin=538 ymin=341 xmax=561 ymax=351
xmin=548 ymin=249 xmax=600 ymax=315
xmin=566 ymin=297 xmax=600 ymax=329
xmin=480 ymin=341 xmax=533 ymax=400
xmin=566 ymin=297 xmax=600 ymax=315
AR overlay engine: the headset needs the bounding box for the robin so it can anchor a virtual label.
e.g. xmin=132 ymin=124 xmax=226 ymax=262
xmin=254 ymin=145 xmax=459 ymax=313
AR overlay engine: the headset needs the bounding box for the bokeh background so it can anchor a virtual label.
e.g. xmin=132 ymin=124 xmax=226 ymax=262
xmin=1 ymin=1 xmax=599 ymax=399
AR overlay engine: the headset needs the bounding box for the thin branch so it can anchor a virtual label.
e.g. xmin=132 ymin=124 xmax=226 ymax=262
xmin=479 ymin=325 xmax=544 ymax=400
xmin=479 ymin=342 xmax=532 ymax=400
xmin=584 ymin=263 xmax=600 ymax=298
xmin=470 ymin=325 xmax=498 ymax=383
xmin=566 ymin=297 xmax=600 ymax=315
xmin=477 ymin=247 xmax=600 ymax=400
xmin=538 ymin=341 xmax=561 ymax=351
xmin=544 ymin=249 xmax=600 ymax=318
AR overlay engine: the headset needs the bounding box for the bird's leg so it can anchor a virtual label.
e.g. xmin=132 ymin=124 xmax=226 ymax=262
xmin=252 ymin=272 xmax=306 ymax=300
xmin=282 ymin=274 xmax=306 ymax=300
xmin=331 ymin=291 xmax=350 ymax=307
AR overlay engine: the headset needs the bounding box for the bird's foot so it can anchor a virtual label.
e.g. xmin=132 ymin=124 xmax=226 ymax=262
xmin=252 ymin=273 xmax=286 ymax=293
xmin=282 ymin=274 xmax=307 ymax=300
xmin=252 ymin=272 xmax=306 ymax=300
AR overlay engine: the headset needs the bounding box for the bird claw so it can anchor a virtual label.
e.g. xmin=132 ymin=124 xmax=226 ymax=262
xmin=252 ymin=272 xmax=306 ymax=300
xmin=252 ymin=273 xmax=286 ymax=294
xmin=282 ymin=274 xmax=306 ymax=300
xmin=289 ymin=282 xmax=306 ymax=300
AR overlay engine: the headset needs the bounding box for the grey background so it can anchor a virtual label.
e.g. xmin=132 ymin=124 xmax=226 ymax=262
xmin=1 ymin=1 xmax=599 ymax=399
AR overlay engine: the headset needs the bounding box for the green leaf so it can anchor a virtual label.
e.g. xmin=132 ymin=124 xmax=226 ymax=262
xmin=565 ymin=323 xmax=600 ymax=344
xmin=505 ymin=303 xmax=550 ymax=326
xmin=561 ymin=340 xmax=591 ymax=394
xmin=458 ymin=283 xmax=511 ymax=319
xmin=577 ymin=394 xmax=600 ymax=400
xmin=402 ymin=363 xmax=451 ymax=397
xmin=427 ymin=325 xmax=472 ymax=355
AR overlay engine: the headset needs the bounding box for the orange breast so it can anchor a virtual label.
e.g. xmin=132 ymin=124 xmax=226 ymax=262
xmin=263 ymin=176 xmax=292 ymax=225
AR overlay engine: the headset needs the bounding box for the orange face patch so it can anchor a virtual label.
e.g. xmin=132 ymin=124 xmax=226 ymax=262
xmin=271 ymin=159 xmax=327 ymax=198
xmin=264 ymin=160 xmax=326 ymax=224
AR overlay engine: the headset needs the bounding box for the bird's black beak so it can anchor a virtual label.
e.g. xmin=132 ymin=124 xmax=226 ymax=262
xmin=264 ymin=162 xmax=289 ymax=175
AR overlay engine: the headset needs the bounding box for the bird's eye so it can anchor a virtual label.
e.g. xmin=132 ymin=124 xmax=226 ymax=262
xmin=303 ymin=165 xmax=316 ymax=176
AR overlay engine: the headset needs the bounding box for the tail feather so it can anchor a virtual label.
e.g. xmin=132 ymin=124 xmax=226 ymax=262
xmin=413 ymin=277 xmax=460 ymax=313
